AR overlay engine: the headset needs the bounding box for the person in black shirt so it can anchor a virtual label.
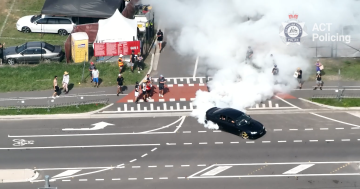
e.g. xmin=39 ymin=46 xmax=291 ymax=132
xmin=157 ymin=29 xmax=163 ymax=52
xmin=158 ymin=74 xmax=166 ymax=97
xmin=130 ymin=50 xmax=136 ymax=73
xmin=296 ymin=67 xmax=303 ymax=89
xmin=0 ymin=43 xmax=4 ymax=64
xmin=117 ymin=74 xmax=124 ymax=96
xmin=313 ymin=71 xmax=323 ymax=90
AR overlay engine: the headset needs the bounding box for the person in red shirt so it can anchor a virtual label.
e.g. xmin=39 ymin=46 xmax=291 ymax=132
xmin=146 ymin=81 xmax=152 ymax=100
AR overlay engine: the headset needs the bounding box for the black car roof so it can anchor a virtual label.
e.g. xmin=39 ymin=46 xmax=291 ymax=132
xmin=215 ymin=108 xmax=244 ymax=118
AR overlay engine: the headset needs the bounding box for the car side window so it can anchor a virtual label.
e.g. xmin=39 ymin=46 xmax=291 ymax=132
xmin=33 ymin=48 xmax=46 ymax=55
xmin=47 ymin=18 xmax=59 ymax=24
xmin=219 ymin=115 xmax=226 ymax=121
xmin=59 ymin=19 xmax=71 ymax=24
xmin=227 ymin=117 xmax=235 ymax=124
xmin=22 ymin=49 xmax=35 ymax=55
xmin=37 ymin=18 xmax=47 ymax=24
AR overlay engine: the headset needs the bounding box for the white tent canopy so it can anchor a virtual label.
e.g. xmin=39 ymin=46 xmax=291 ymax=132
xmin=95 ymin=9 xmax=137 ymax=43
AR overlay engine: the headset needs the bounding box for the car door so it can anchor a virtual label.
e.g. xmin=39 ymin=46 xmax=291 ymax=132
xmin=32 ymin=18 xmax=47 ymax=33
xmin=32 ymin=48 xmax=46 ymax=63
xmin=58 ymin=18 xmax=73 ymax=33
xmin=226 ymin=117 xmax=237 ymax=129
xmin=44 ymin=18 xmax=59 ymax=33
xmin=20 ymin=49 xmax=35 ymax=63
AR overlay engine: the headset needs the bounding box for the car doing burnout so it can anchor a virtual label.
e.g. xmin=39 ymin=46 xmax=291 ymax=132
xmin=3 ymin=42 xmax=63 ymax=65
xmin=205 ymin=107 xmax=266 ymax=139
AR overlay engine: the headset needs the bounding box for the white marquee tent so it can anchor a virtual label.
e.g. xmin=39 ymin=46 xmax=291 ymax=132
xmin=95 ymin=9 xmax=137 ymax=43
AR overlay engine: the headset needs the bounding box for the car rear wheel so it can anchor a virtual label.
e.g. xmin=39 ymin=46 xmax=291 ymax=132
xmin=22 ymin=27 xmax=31 ymax=33
xmin=7 ymin=59 xmax=15 ymax=65
xmin=240 ymin=131 xmax=249 ymax=139
xmin=58 ymin=29 xmax=68 ymax=36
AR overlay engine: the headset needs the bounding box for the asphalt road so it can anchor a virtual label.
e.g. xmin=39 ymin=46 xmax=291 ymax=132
xmin=2 ymin=111 xmax=360 ymax=189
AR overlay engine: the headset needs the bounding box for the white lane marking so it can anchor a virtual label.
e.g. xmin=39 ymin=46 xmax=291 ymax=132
xmin=202 ymin=166 xmax=232 ymax=176
xmin=181 ymin=165 xmax=190 ymax=167
xmin=129 ymin=159 xmax=137 ymax=163
xmin=193 ymin=56 xmax=199 ymax=78
xmin=326 ymin=140 xmax=334 ymax=142
xmin=231 ymin=142 xmax=239 ymax=144
xmin=283 ymin=164 xmax=315 ymax=174
xmin=128 ymin=178 xmax=137 ymax=180
xmin=213 ymin=130 xmax=221 ymax=132
xmin=184 ymin=143 xmax=192 ymax=145
xmin=310 ymin=113 xmax=360 ymax=127
xmin=215 ymin=142 xmax=223 ymax=144
xmin=336 ymin=128 xmax=344 ymax=130
xmin=274 ymin=129 xmax=282 ymax=131
xmin=191 ymin=173 xmax=360 ymax=179
xmin=112 ymin=178 xmax=120 ymax=180
xmin=183 ymin=131 xmax=191 ymax=133
xmin=294 ymin=140 xmax=302 ymax=142
xmin=262 ymin=141 xmax=270 ymax=143
xmin=352 ymin=127 xmax=360 ymax=129
xmin=144 ymin=178 xmax=153 ymax=180
xmin=198 ymin=164 xmax=206 ymax=166
xmin=166 ymin=143 xmax=176 ymax=145
xmin=278 ymin=141 xmax=286 ymax=143
xmin=320 ymin=128 xmax=329 ymax=130
xmin=62 ymin=180 xmax=71 ymax=182
xmin=148 ymin=166 xmax=157 ymax=168
xmin=178 ymin=177 xmax=185 ymax=179
xmin=310 ymin=140 xmax=318 ymax=142
xmin=305 ymin=128 xmax=313 ymax=131
xmin=151 ymin=148 xmax=157 ymax=151
xmin=342 ymin=139 xmax=350 ymax=141
xmin=165 ymin=165 xmax=173 ymax=167
xmin=199 ymin=142 xmax=207 ymax=144
xmin=198 ymin=131 xmax=207 ymax=133
xmin=79 ymin=179 xmax=87 ymax=181
xmin=141 ymin=154 xmax=148 ymax=157
xmin=140 ymin=116 xmax=185 ymax=133
xmin=358 ymin=139 xmax=360 ymax=141
xmin=53 ymin=170 xmax=82 ymax=178
xmin=159 ymin=177 xmax=168 ymax=179
xmin=95 ymin=179 xmax=104 ymax=181
xmin=275 ymin=96 xmax=302 ymax=109
xmin=132 ymin=166 xmax=140 ymax=168
xmin=246 ymin=141 xmax=255 ymax=143
xmin=289 ymin=129 xmax=298 ymax=131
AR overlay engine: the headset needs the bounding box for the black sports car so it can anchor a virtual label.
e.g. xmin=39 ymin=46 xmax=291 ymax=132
xmin=205 ymin=107 xmax=266 ymax=139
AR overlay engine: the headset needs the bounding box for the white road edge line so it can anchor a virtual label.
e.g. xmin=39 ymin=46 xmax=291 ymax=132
xmin=193 ymin=56 xmax=199 ymax=79
xmin=310 ymin=113 xmax=360 ymax=128
xmin=274 ymin=96 xmax=302 ymax=109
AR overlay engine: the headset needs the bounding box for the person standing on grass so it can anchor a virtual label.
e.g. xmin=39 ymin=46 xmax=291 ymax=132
xmin=52 ymin=76 xmax=59 ymax=98
xmin=157 ymin=29 xmax=164 ymax=51
xmin=159 ymin=75 xmax=166 ymax=97
xmin=89 ymin=62 xmax=95 ymax=82
xmin=117 ymin=74 xmax=124 ymax=96
xmin=313 ymin=71 xmax=323 ymax=90
xmin=62 ymin=71 xmax=70 ymax=94
xmin=0 ymin=42 xmax=5 ymax=64
xmin=134 ymin=81 xmax=140 ymax=103
xmin=136 ymin=52 xmax=143 ymax=73
xmin=118 ymin=54 xmax=124 ymax=73
xmin=92 ymin=67 xmax=100 ymax=88
xmin=130 ymin=50 xmax=136 ymax=73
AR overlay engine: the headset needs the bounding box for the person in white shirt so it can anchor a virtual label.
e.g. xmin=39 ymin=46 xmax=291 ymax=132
xmin=92 ymin=67 xmax=100 ymax=88
xmin=62 ymin=71 xmax=70 ymax=94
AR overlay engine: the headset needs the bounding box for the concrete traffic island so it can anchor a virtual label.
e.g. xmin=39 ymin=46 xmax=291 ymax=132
xmin=0 ymin=169 xmax=38 ymax=183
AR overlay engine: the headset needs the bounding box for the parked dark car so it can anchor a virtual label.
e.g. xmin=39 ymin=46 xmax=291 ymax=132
xmin=3 ymin=41 xmax=63 ymax=65
xmin=205 ymin=107 xmax=266 ymax=139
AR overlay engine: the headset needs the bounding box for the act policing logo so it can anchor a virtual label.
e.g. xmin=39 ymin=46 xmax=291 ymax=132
xmin=279 ymin=13 xmax=308 ymax=45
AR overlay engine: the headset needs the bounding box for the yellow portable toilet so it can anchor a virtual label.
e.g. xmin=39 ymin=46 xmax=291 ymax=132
xmin=71 ymin=32 xmax=89 ymax=63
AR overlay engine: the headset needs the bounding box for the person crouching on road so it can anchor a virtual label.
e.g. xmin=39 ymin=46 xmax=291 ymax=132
xmin=117 ymin=74 xmax=124 ymax=96
xmin=314 ymin=71 xmax=323 ymax=90
xmin=134 ymin=81 xmax=140 ymax=103
xmin=62 ymin=71 xmax=70 ymax=94
xmin=118 ymin=54 xmax=124 ymax=73
xmin=141 ymin=80 xmax=148 ymax=102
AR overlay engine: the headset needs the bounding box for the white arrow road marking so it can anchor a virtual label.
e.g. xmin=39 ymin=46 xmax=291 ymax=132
xmin=202 ymin=166 xmax=232 ymax=176
xmin=62 ymin=122 xmax=115 ymax=131
xmin=53 ymin=170 xmax=82 ymax=178
xmin=283 ymin=164 xmax=315 ymax=174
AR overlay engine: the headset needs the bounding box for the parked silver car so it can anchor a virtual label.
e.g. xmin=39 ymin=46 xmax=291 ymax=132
xmin=3 ymin=42 xmax=64 ymax=65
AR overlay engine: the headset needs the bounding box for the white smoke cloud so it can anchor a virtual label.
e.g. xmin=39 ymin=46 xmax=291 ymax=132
xmin=143 ymin=0 xmax=360 ymax=127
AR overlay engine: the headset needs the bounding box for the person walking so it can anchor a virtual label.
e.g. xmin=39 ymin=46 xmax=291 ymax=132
xmin=141 ymin=80 xmax=148 ymax=102
xmin=89 ymin=62 xmax=95 ymax=83
xmin=136 ymin=52 xmax=143 ymax=73
xmin=129 ymin=50 xmax=136 ymax=73
xmin=117 ymin=74 xmax=124 ymax=96
xmin=52 ymin=76 xmax=59 ymax=98
xmin=313 ymin=71 xmax=323 ymax=90
xmin=245 ymin=46 xmax=253 ymax=64
xmin=296 ymin=67 xmax=303 ymax=89
xmin=146 ymin=81 xmax=152 ymax=100
xmin=159 ymin=75 xmax=166 ymax=97
xmin=118 ymin=54 xmax=124 ymax=73
xmin=92 ymin=67 xmax=100 ymax=88
xmin=315 ymin=59 xmax=322 ymax=72
xmin=272 ymin=64 xmax=279 ymax=75
xmin=157 ymin=29 xmax=164 ymax=52
xmin=62 ymin=71 xmax=70 ymax=94
xmin=146 ymin=74 xmax=153 ymax=98
xmin=134 ymin=81 xmax=140 ymax=103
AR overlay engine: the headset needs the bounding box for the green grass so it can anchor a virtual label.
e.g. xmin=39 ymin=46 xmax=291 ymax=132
xmin=0 ymin=61 xmax=149 ymax=92
xmin=312 ymin=98 xmax=360 ymax=107
xmin=13 ymin=0 xmax=46 ymax=11
xmin=0 ymin=103 xmax=106 ymax=115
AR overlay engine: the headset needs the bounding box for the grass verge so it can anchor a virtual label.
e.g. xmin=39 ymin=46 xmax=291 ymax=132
xmin=0 ymin=103 xmax=106 ymax=115
xmin=311 ymin=98 xmax=360 ymax=107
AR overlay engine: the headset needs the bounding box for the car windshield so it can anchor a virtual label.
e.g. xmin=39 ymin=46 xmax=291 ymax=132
xmin=44 ymin=43 xmax=55 ymax=52
xmin=235 ymin=114 xmax=251 ymax=127
xmin=15 ymin=43 xmax=27 ymax=54
xmin=30 ymin=14 xmax=42 ymax=23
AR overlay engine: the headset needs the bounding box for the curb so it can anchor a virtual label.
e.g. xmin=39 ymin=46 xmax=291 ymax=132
xmin=299 ymin=98 xmax=360 ymax=110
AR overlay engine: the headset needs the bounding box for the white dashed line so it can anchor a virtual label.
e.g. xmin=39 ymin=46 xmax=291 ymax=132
xmin=336 ymin=128 xmax=344 ymax=130
xmin=342 ymin=139 xmax=350 ymax=141
xmin=151 ymin=148 xmax=157 ymax=152
xmin=289 ymin=129 xmax=298 ymax=131
xmin=141 ymin=154 xmax=148 ymax=157
xmin=198 ymin=131 xmax=207 ymax=133
xmin=128 ymin=178 xmax=137 ymax=180
xmin=326 ymin=140 xmax=334 ymax=142
xmin=197 ymin=164 xmax=206 ymax=166
xmin=178 ymin=177 xmax=186 ymax=179
xmin=144 ymin=178 xmax=153 ymax=180
xmin=184 ymin=143 xmax=192 ymax=145
xmin=79 ymin=179 xmax=87 ymax=181
xmin=262 ymin=141 xmax=271 ymax=143
xmin=199 ymin=142 xmax=207 ymax=144
xmin=294 ymin=140 xmax=302 ymax=142
xmin=132 ymin=166 xmax=140 ymax=168
xmin=129 ymin=159 xmax=137 ymax=163
xmin=148 ymin=166 xmax=157 ymax=168
xmin=95 ymin=179 xmax=104 ymax=181
xmin=246 ymin=141 xmax=255 ymax=143
xmin=278 ymin=141 xmax=286 ymax=143
xmin=165 ymin=165 xmax=173 ymax=167
xmin=358 ymin=139 xmax=360 ymax=141
xmin=181 ymin=165 xmax=190 ymax=167
xmin=320 ymin=128 xmax=328 ymax=130
xmin=213 ymin=130 xmax=221 ymax=132
xmin=274 ymin=129 xmax=282 ymax=131
xmin=231 ymin=142 xmax=239 ymax=144
xmin=310 ymin=140 xmax=318 ymax=142
xmin=112 ymin=178 xmax=121 ymax=181
xmin=351 ymin=127 xmax=360 ymax=129
xmin=305 ymin=128 xmax=313 ymax=131
xmin=183 ymin=131 xmax=191 ymax=133
xmin=215 ymin=142 xmax=223 ymax=144
xmin=166 ymin=143 xmax=176 ymax=145
xmin=159 ymin=177 xmax=168 ymax=179
xmin=62 ymin=180 xmax=71 ymax=182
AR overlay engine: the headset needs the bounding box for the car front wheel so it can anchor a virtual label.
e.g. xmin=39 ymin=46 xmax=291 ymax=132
xmin=240 ymin=131 xmax=249 ymax=139
xmin=58 ymin=29 xmax=68 ymax=36
xmin=7 ymin=58 xmax=15 ymax=65
xmin=21 ymin=26 xmax=31 ymax=33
